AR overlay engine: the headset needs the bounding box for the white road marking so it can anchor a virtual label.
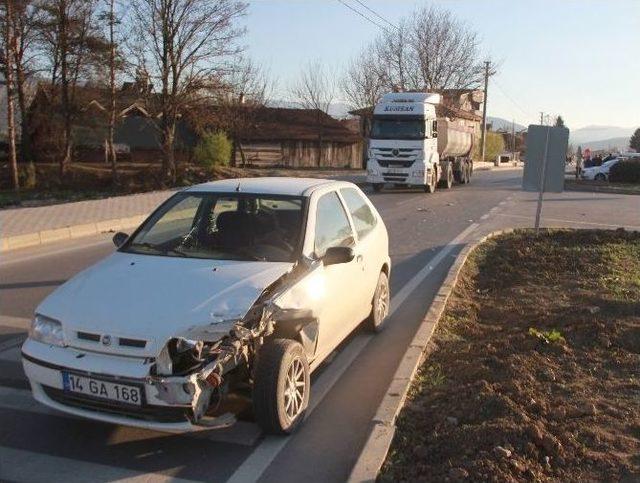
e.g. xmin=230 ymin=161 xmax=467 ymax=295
xmin=0 ymin=445 xmax=199 ymax=483
xmin=226 ymin=221 xmax=480 ymax=483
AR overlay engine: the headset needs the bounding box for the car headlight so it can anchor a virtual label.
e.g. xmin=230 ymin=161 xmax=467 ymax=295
xmin=29 ymin=314 xmax=65 ymax=346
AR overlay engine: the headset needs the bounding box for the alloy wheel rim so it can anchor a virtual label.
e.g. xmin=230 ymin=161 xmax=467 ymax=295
xmin=376 ymin=278 xmax=389 ymax=323
xmin=284 ymin=358 xmax=306 ymax=420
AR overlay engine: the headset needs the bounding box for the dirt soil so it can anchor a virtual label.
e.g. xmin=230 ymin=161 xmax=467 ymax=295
xmin=381 ymin=229 xmax=640 ymax=482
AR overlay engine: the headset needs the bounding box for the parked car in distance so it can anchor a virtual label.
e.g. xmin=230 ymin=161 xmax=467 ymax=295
xmin=22 ymin=178 xmax=391 ymax=435
xmin=581 ymin=158 xmax=621 ymax=181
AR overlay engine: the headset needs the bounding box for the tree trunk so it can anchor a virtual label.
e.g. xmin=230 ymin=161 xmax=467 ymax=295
xmin=15 ymin=53 xmax=30 ymax=163
xmin=107 ymin=0 xmax=117 ymax=184
xmin=162 ymin=124 xmax=176 ymax=185
xmin=59 ymin=0 xmax=71 ymax=179
xmin=4 ymin=0 xmax=19 ymax=193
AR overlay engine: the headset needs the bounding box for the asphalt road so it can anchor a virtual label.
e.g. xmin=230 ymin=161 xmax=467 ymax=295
xmin=0 ymin=169 xmax=522 ymax=482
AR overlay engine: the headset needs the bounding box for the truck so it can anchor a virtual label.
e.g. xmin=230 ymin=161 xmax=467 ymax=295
xmin=366 ymin=92 xmax=475 ymax=193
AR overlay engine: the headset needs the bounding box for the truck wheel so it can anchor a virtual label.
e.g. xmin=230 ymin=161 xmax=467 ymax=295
xmin=424 ymin=168 xmax=437 ymax=193
xmin=465 ymin=164 xmax=471 ymax=184
xmin=366 ymin=271 xmax=390 ymax=332
xmin=253 ymin=339 xmax=310 ymax=435
xmin=372 ymin=183 xmax=384 ymax=193
xmin=439 ymin=163 xmax=453 ymax=189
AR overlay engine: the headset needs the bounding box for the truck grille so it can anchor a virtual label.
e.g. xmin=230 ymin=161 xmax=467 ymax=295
xmin=43 ymin=386 xmax=190 ymax=423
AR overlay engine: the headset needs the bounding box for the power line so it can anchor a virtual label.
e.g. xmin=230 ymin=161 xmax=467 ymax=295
xmin=351 ymin=0 xmax=399 ymax=30
xmin=335 ymin=0 xmax=391 ymax=34
xmin=493 ymin=78 xmax=533 ymax=121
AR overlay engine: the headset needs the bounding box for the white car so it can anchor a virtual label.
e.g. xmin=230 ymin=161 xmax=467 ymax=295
xmin=581 ymin=158 xmax=621 ymax=181
xmin=22 ymin=178 xmax=390 ymax=434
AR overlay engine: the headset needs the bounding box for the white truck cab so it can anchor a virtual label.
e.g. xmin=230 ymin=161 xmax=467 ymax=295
xmin=366 ymin=92 xmax=474 ymax=193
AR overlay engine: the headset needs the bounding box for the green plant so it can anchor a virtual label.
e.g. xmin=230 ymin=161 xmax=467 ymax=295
xmin=194 ymin=131 xmax=232 ymax=168
xmin=422 ymin=363 xmax=447 ymax=387
xmin=484 ymin=131 xmax=505 ymax=163
xmin=18 ymin=162 xmax=37 ymax=189
xmin=529 ymin=327 xmax=565 ymax=344
xmin=609 ymin=159 xmax=640 ymax=184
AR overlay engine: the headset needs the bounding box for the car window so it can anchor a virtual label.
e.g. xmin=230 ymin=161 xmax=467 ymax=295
xmin=141 ymin=195 xmax=202 ymax=245
xmin=340 ymin=188 xmax=377 ymax=239
xmin=314 ymin=191 xmax=354 ymax=257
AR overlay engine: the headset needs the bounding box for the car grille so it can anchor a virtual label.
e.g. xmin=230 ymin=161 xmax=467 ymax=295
xmin=43 ymin=386 xmax=190 ymax=423
xmin=76 ymin=331 xmax=147 ymax=349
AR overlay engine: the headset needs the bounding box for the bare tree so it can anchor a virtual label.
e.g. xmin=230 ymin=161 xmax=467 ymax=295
xmin=1 ymin=0 xmax=20 ymax=192
xmin=35 ymin=0 xmax=106 ymax=177
xmin=342 ymin=5 xmax=485 ymax=108
xmin=289 ymin=59 xmax=337 ymax=167
xmin=220 ymin=57 xmax=275 ymax=167
xmin=130 ymin=0 xmax=247 ymax=185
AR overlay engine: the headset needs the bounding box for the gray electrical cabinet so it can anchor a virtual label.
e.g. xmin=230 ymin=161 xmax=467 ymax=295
xmin=523 ymin=125 xmax=569 ymax=193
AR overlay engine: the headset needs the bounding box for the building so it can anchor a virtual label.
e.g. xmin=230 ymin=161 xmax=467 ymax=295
xmin=231 ymin=107 xmax=362 ymax=169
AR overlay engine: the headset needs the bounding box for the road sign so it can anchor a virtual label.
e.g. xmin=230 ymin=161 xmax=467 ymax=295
xmin=522 ymin=125 xmax=570 ymax=233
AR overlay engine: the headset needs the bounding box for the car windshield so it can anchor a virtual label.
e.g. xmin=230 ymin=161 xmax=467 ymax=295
xmin=122 ymin=192 xmax=305 ymax=262
xmin=603 ymin=159 xmax=618 ymax=167
xmin=370 ymin=117 xmax=426 ymax=140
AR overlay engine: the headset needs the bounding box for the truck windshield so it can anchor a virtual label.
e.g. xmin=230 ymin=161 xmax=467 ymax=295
xmin=370 ymin=118 xmax=426 ymax=140
xmin=121 ymin=192 xmax=304 ymax=262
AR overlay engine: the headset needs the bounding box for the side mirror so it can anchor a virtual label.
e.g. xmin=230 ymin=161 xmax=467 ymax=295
xmin=322 ymin=246 xmax=354 ymax=266
xmin=112 ymin=232 xmax=129 ymax=248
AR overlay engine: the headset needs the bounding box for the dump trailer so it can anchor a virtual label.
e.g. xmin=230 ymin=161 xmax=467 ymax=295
xmin=366 ymin=92 xmax=475 ymax=193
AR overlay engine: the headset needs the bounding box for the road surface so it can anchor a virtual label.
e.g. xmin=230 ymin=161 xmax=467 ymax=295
xmin=0 ymin=169 xmax=522 ymax=482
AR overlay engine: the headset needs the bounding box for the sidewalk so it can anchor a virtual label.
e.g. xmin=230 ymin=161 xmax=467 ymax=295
xmin=0 ymin=171 xmax=367 ymax=252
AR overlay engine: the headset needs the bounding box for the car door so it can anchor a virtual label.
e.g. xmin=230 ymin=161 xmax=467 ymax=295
xmin=339 ymin=187 xmax=382 ymax=321
xmin=311 ymin=190 xmax=363 ymax=358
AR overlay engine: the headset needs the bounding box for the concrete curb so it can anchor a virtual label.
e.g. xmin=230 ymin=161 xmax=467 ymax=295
xmin=1 ymin=214 xmax=148 ymax=252
xmin=348 ymin=228 xmax=515 ymax=482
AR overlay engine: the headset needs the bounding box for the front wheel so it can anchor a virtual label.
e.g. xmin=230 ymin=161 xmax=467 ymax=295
xmin=366 ymin=271 xmax=390 ymax=332
xmin=595 ymin=173 xmax=606 ymax=181
xmin=253 ymin=339 xmax=310 ymax=434
xmin=424 ymin=168 xmax=437 ymax=193
xmin=438 ymin=163 xmax=453 ymax=189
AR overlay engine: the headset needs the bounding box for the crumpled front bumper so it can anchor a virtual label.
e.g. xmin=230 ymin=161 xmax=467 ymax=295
xmin=21 ymin=338 xmax=234 ymax=432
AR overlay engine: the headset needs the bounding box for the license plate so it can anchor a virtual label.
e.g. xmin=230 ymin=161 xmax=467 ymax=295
xmin=387 ymin=168 xmax=404 ymax=174
xmin=62 ymin=372 xmax=143 ymax=406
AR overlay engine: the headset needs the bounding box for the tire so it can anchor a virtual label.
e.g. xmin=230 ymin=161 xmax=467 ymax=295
xmin=253 ymin=339 xmax=310 ymax=435
xmin=465 ymin=164 xmax=471 ymax=184
xmin=438 ymin=163 xmax=453 ymax=189
xmin=595 ymin=173 xmax=606 ymax=181
xmin=372 ymin=183 xmax=384 ymax=192
xmin=366 ymin=271 xmax=390 ymax=332
xmin=424 ymin=168 xmax=437 ymax=193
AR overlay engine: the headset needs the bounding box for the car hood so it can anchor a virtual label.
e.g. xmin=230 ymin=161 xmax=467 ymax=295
xmin=37 ymin=252 xmax=294 ymax=356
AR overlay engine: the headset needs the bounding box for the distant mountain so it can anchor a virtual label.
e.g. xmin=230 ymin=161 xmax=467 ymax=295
xmin=576 ymin=137 xmax=630 ymax=152
xmin=570 ymin=125 xmax=635 ymax=145
xmin=488 ymin=116 xmax=526 ymax=132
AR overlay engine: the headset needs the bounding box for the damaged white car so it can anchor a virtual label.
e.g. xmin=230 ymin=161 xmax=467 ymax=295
xmin=22 ymin=178 xmax=390 ymax=434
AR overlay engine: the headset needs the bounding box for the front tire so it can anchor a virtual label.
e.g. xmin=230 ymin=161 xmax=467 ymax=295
xmin=595 ymin=173 xmax=606 ymax=181
xmin=424 ymin=168 xmax=437 ymax=193
xmin=253 ymin=339 xmax=310 ymax=434
xmin=438 ymin=163 xmax=453 ymax=189
xmin=367 ymin=271 xmax=390 ymax=332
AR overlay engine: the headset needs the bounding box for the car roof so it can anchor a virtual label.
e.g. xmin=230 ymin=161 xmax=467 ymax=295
xmin=185 ymin=177 xmax=344 ymax=196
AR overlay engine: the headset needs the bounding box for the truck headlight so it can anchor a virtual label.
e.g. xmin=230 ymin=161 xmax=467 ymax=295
xmin=29 ymin=314 xmax=65 ymax=346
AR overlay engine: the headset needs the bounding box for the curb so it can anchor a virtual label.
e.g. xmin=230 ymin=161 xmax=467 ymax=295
xmin=0 ymin=214 xmax=149 ymax=252
xmin=348 ymin=227 xmax=515 ymax=482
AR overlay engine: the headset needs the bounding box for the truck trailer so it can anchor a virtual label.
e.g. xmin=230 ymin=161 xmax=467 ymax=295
xmin=366 ymin=92 xmax=475 ymax=193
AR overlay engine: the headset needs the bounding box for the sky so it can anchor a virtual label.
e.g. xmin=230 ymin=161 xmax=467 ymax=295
xmin=243 ymin=0 xmax=640 ymax=130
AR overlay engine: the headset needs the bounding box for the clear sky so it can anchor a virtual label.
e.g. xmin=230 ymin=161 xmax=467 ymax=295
xmin=243 ymin=0 xmax=639 ymax=130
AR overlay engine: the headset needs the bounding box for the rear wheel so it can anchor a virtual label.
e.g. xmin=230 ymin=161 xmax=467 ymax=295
xmin=595 ymin=173 xmax=606 ymax=181
xmin=372 ymin=183 xmax=384 ymax=192
xmin=253 ymin=339 xmax=310 ymax=434
xmin=464 ymin=164 xmax=471 ymax=183
xmin=438 ymin=163 xmax=453 ymax=189
xmin=367 ymin=271 xmax=390 ymax=332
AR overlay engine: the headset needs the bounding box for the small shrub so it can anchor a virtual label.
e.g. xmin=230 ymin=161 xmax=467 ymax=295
xmin=529 ymin=327 xmax=565 ymax=344
xmin=194 ymin=131 xmax=232 ymax=168
xmin=18 ymin=162 xmax=37 ymax=189
xmin=609 ymin=159 xmax=640 ymax=183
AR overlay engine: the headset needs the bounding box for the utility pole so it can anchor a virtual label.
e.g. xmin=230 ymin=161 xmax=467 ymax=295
xmin=480 ymin=60 xmax=491 ymax=162
xmin=511 ymin=119 xmax=516 ymax=163
xmin=540 ymin=112 xmax=545 ymax=125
